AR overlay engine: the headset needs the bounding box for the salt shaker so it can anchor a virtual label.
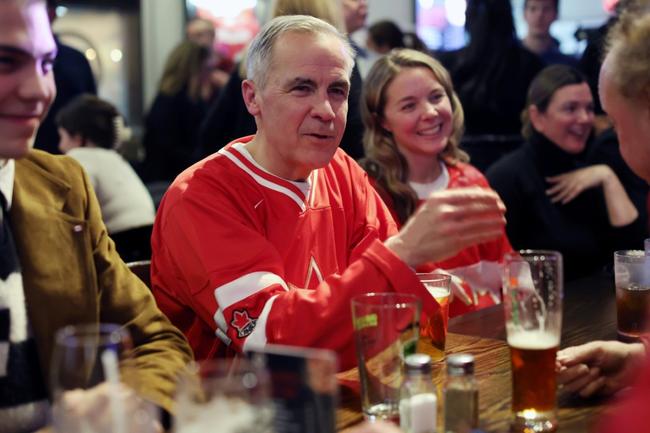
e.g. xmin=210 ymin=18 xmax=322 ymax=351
xmin=444 ymin=353 xmax=479 ymax=433
xmin=399 ymin=353 xmax=437 ymax=433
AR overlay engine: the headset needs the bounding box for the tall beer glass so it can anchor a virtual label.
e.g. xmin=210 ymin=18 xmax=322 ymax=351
xmin=503 ymin=250 xmax=563 ymax=432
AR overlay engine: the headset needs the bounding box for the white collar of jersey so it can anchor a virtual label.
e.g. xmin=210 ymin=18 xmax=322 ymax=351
xmin=408 ymin=160 xmax=449 ymax=199
xmin=220 ymin=142 xmax=317 ymax=211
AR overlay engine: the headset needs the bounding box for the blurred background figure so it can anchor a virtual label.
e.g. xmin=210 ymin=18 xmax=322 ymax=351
xmin=366 ymin=20 xmax=428 ymax=55
xmin=141 ymin=40 xmax=215 ymax=183
xmin=358 ymin=19 xmax=428 ymax=76
xmin=34 ymin=0 xmax=97 ymax=155
xmin=185 ymin=17 xmax=233 ymax=99
xmin=198 ymin=0 xmax=366 ymax=160
xmin=521 ymin=0 xmax=578 ymax=66
xmin=487 ymin=65 xmax=645 ymax=280
xmin=57 ymin=94 xmax=155 ymax=262
xmin=360 ymin=49 xmax=512 ymax=317
xmin=437 ymin=0 xmax=544 ymax=173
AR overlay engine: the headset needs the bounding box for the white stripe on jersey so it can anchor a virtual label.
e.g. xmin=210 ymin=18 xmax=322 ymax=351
xmin=242 ymin=294 xmax=279 ymax=352
xmin=214 ymin=272 xmax=289 ymax=310
xmin=220 ymin=144 xmax=308 ymax=211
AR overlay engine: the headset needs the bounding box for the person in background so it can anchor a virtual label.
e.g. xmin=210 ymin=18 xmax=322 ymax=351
xmin=521 ymin=0 xmax=578 ymax=66
xmin=0 ymin=0 xmax=192 ymax=431
xmin=359 ymin=49 xmax=512 ymax=317
xmin=365 ymin=20 xmax=428 ymax=55
xmin=57 ymin=94 xmax=155 ymax=262
xmin=557 ymin=3 xmax=650 ymax=431
xmin=151 ymin=15 xmax=507 ymax=370
xmin=185 ymin=17 xmax=233 ymax=97
xmin=437 ymin=0 xmax=544 ymax=172
xmin=198 ymin=0 xmax=367 ymax=160
xmin=141 ymin=40 xmax=214 ymax=182
xmin=33 ymin=0 xmax=96 ymax=155
xmin=487 ymin=65 xmax=644 ymax=280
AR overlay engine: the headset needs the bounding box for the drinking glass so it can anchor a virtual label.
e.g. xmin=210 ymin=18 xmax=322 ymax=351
xmin=50 ymin=323 xmax=158 ymax=433
xmin=174 ymin=358 xmax=273 ymax=433
xmin=614 ymin=250 xmax=650 ymax=341
xmin=502 ymin=250 xmax=563 ymax=433
xmin=416 ymin=273 xmax=451 ymax=362
xmin=351 ymin=292 xmax=421 ymax=422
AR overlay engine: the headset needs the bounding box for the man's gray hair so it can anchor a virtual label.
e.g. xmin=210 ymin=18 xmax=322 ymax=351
xmin=246 ymin=14 xmax=355 ymax=88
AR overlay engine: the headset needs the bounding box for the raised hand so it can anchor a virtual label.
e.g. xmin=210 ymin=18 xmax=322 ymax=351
xmin=386 ymin=187 xmax=506 ymax=268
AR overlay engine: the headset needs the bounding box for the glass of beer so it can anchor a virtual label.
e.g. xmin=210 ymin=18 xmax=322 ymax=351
xmin=614 ymin=250 xmax=650 ymax=341
xmin=502 ymin=250 xmax=563 ymax=433
xmin=417 ymin=273 xmax=451 ymax=362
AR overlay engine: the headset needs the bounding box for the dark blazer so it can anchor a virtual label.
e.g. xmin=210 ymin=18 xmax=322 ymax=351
xmin=11 ymin=150 xmax=192 ymax=413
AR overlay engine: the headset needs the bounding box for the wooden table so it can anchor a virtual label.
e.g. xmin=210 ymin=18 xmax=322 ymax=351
xmin=337 ymin=272 xmax=618 ymax=432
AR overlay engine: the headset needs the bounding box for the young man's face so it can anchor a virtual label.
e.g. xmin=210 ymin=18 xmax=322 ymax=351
xmin=0 ymin=0 xmax=56 ymax=159
xmin=243 ymin=31 xmax=351 ymax=181
xmin=524 ymin=0 xmax=557 ymax=37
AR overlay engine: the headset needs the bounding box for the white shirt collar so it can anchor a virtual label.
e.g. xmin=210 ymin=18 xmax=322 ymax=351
xmin=409 ymin=161 xmax=449 ymax=200
xmin=0 ymin=159 xmax=15 ymax=209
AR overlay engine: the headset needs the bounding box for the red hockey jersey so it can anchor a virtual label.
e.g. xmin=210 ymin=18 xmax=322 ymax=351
xmin=151 ymin=137 xmax=440 ymax=369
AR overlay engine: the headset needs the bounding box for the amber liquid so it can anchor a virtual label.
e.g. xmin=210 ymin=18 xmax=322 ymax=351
xmin=423 ymin=291 xmax=449 ymax=362
xmin=509 ymin=336 xmax=558 ymax=413
xmin=616 ymin=286 xmax=650 ymax=339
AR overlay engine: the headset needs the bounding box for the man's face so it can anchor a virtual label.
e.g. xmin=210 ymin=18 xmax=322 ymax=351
xmin=0 ymin=1 xmax=56 ymax=159
xmin=600 ymin=56 xmax=650 ymax=182
xmin=243 ymin=32 xmax=351 ymax=181
xmin=342 ymin=0 xmax=368 ymax=34
xmin=524 ymin=0 xmax=557 ymax=37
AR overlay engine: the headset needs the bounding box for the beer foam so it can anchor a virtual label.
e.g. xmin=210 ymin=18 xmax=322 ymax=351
xmin=426 ymin=287 xmax=450 ymax=300
xmin=507 ymin=331 xmax=559 ymax=349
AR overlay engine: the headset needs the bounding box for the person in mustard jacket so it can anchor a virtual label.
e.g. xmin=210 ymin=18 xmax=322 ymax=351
xmin=0 ymin=1 xmax=192 ymax=431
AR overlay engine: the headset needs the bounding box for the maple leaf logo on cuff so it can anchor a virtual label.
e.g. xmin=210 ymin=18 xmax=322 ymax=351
xmin=230 ymin=310 xmax=257 ymax=338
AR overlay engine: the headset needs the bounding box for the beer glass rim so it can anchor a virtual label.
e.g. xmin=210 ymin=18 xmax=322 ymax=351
xmin=415 ymin=273 xmax=452 ymax=284
xmin=614 ymin=250 xmax=646 ymax=262
xmin=351 ymin=292 xmax=420 ymax=309
xmin=505 ymin=249 xmax=562 ymax=262
xmin=54 ymin=323 xmax=128 ymax=348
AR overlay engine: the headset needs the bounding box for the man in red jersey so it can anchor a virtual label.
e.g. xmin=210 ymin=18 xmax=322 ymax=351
xmin=151 ymin=15 xmax=506 ymax=369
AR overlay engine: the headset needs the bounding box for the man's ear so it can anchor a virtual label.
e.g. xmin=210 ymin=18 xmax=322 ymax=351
xmin=242 ymin=79 xmax=261 ymax=116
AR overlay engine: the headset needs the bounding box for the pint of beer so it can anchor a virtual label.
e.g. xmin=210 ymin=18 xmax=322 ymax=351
xmin=417 ymin=273 xmax=451 ymax=362
xmin=503 ymin=251 xmax=563 ymax=433
xmin=614 ymin=250 xmax=650 ymax=341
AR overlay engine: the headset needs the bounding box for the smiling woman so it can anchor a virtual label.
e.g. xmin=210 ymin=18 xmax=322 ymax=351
xmin=486 ymin=64 xmax=645 ymax=280
xmin=359 ymin=49 xmax=513 ymax=318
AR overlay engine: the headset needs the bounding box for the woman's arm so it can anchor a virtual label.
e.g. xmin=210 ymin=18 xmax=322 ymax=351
xmin=545 ymin=164 xmax=639 ymax=226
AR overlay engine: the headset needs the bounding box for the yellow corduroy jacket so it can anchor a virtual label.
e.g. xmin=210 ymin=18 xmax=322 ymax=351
xmin=10 ymin=149 xmax=193 ymax=414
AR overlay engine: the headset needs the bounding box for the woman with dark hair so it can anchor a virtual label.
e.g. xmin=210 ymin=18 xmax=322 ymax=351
xmin=486 ymin=64 xmax=645 ymax=280
xmin=437 ymin=0 xmax=544 ymax=170
xmin=142 ymin=40 xmax=215 ymax=182
xmin=366 ymin=20 xmax=427 ymax=54
xmin=360 ymin=49 xmax=512 ymax=317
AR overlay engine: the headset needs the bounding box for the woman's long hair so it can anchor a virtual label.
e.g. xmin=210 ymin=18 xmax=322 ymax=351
xmin=159 ymin=40 xmax=211 ymax=101
xmin=361 ymin=49 xmax=467 ymax=224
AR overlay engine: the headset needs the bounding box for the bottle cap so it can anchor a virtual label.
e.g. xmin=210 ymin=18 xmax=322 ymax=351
xmin=446 ymin=353 xmax=475 ymax=376
xmin=404 ymin=353 xmax=432 ymax=375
